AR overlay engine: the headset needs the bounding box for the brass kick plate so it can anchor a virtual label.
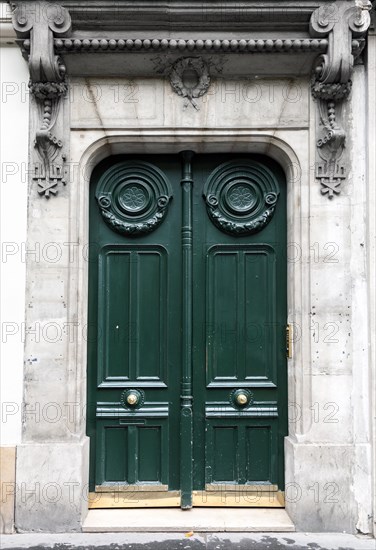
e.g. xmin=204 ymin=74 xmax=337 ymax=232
xmin=88 ymin=491 xmax=180 ymax=508
xmin=193 ymin=490 xmax=284 ymax=507
xmin=88 ymin=490 xmax=285 ymax=508
xmin=95 ymin=484 xmax=168 ymax=492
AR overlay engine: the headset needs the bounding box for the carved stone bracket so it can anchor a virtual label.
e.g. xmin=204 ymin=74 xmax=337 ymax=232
xmin=12 ymin=2 xmax=72 ymax=197
xmin=310 ymin=0 xmax=371 ymax=198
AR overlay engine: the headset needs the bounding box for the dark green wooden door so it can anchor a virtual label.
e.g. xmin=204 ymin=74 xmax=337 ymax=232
xmin=87 ymin=153 xmax=287 ymax=508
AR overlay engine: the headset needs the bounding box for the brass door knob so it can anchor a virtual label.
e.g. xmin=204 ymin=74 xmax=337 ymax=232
xmin=230 ymin=389 xmax=253 ymax=408
xmin=236 ymin=393 xmax=248 ymax=406
xmin=127 ymin=393 xmax=138 ymax=406
xmin=121 ymin=389 xmax=144 ymax=409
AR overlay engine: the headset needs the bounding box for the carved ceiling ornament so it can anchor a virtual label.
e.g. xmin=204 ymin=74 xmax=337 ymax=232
xmin=12 ymin=1 xmax=72 ymax=198
xmin=309 ymin=0 xmax=371 ymax=198
xmin=169 ymin=57 xmax=211 ymax=110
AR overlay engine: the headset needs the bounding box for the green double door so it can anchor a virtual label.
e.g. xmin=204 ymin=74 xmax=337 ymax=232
xmin=87 ymin=153 xmax=287 ymax=508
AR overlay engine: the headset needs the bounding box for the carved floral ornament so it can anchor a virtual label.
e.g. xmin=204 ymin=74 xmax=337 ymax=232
xmin=10 ymin=1 xmax=372 ymax=199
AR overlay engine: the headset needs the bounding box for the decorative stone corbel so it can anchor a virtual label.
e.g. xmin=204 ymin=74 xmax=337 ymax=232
xmin=310 ymin=0 xmax=371 ymax=198
xmin=12 ymin=1 xmax=71 ymax=197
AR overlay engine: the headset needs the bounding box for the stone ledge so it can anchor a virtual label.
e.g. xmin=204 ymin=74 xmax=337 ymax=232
xmin=83 ymin=508 xmax=295 ymax=533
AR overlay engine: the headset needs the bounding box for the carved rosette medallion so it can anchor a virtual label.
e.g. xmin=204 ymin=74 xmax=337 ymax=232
xmin=169 ymin=57 xmax=210 ymax=110
xmin=96 ymin=161 xmax=173 ymax=236
xmin=203 ymin=160 xmax=279 ymax=236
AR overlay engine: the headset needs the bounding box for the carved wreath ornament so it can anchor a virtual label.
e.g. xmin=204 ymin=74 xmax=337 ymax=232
xmin=169 ymin=57 xmax=210 ymax=110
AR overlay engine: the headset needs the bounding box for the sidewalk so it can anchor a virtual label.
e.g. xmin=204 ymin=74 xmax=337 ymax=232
xmin=0 ymin=532 xmax=375 ymax=550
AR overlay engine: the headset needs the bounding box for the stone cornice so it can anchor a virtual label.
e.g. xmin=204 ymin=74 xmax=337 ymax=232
xmin=8 ymin=0 xmax=360 ymax=33
xmin=43 ymin=1 xmax=340 ymax=32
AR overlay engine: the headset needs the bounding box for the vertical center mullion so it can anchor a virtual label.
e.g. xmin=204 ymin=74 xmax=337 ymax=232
xmin=180 ymin=150 xmax=195 ymax=509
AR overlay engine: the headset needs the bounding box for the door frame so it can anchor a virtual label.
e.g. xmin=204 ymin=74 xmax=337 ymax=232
xmin=69 ymin=130 xmax=312 ymax=514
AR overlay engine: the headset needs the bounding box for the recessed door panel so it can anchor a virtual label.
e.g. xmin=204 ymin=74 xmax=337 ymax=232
xmin=205 ymin=419 xmax=278 ymax=487
xmin=207 ymin=248 xmax=239 ymax=382
xmin=96 ymin=420 xmax=168 ymax=488
xmin=102 ymin=427 xmax=128 ymax=483
xmin=206 ymin=245 xmax=276 ymax=385
xmin=246 ymin=425 xmax=273 ymax=483
xmin=99 ymin=250 xmax=132 ymax=382
xmin=98 ymin=245 xmax=168 ymax=386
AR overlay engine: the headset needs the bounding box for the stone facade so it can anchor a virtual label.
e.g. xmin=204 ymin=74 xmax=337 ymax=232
xmin=0 ymin=0 xmax=375 ymax=535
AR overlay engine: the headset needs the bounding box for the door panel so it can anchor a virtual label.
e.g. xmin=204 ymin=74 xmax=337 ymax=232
xmin=206 ymin=244 xmax=276 ymax=385
xmin=205 ymin=421 xmax=277 ymax=486
xmin=246 ymin=425 xmax=273 ymax=482
xmin=87 ymin=153 xmax=287 ymax=506
xmin=97 ymin=245 xmax=168 ymax=386
xmin=96 ymin=419 xmax=169 ymax=488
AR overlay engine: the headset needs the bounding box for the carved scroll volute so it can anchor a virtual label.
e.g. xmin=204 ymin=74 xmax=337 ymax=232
xmin=309 ymin=1 xmax=371 ymax=198
xmin=12 ymin=2 xmax=71 ymax=83
xmin=12 ymin=2 xmax=72 ymax=198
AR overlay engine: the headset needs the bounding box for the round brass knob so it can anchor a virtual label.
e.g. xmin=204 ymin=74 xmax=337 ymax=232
xmin=121 ymin=389 xmax=144 ymax=409
xmin=236 ymin=393 xmax=248 ymax=406
xmin=127 ymin=393 xmax=138 ymax=406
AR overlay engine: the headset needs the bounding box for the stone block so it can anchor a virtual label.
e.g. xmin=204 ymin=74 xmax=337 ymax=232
xmin=0 ymin=447 xmax=16 ymax=534
xmin=15 ymin=439 xmax=89 ymax=533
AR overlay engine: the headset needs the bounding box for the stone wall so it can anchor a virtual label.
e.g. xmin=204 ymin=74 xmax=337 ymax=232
xmin=12 ymin=69 xmax=373 ymax=532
